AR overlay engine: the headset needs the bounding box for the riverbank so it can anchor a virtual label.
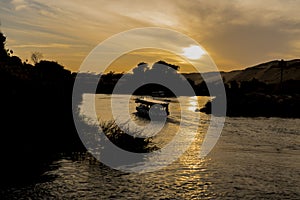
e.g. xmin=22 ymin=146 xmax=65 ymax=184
xmin=200 ymin=93 xmax=300 ymax=118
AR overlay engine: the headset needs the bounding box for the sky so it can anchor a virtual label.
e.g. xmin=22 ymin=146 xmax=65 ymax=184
xmin=0 ymin=0 xmax=299 ymax=72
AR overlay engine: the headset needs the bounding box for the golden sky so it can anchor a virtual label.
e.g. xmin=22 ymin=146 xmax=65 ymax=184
xmin=0 ymin=0 xmax=299 ymax=72
xmin=105 ymin=49 xmax=198 ymax=74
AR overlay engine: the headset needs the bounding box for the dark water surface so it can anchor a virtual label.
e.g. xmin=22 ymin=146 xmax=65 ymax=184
xmin=1 ymin=95 xmax=299 ymax=199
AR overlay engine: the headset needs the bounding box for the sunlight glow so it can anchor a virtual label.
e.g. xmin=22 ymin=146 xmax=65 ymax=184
xmin=182 ymin=45 xmax=206 ymax=60
xmin=188 ymin=96 xmax=199 ymax=111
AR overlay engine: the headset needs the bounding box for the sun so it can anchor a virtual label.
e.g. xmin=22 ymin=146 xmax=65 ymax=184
xmin=182 ymin=45 xmax=206 ymax=60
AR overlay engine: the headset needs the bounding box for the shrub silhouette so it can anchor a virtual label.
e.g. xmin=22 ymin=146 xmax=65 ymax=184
xmin=99 ymin=120 xmax=158 ymax=153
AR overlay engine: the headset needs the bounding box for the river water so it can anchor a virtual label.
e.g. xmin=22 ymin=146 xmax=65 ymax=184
xmin=1 ymin=94 xmax=299 ymax=199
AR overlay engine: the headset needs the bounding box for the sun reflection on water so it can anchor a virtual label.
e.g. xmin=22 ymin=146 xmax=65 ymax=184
xmin=188 ymin=96 xmax=199 ymax=111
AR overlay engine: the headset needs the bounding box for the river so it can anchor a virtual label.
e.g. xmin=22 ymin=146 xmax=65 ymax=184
xmin=1 ymin=94 xmax=299 ymax=199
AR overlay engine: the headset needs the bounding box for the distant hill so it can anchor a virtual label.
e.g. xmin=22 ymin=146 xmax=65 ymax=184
xmin=183 ymin=59 xmax=300 ymax=84
xmin=223 ymin=59 xmax=300 ymax=84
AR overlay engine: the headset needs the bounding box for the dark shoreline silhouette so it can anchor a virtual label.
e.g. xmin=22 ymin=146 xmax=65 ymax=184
xmin=200 ymin=60 xmax=300 ymax=118
xmin=200 ymin=93 xmax=300 ymax=118
xmin=0 ymin=32 xmax=85 ymax=186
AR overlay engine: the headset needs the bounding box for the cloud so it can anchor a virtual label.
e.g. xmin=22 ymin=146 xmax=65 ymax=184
xmin=1 ymin=0 xmax=299 ymax=71
xmin=11 ymin=0 xmax=28 ymax=11
xmin=10 ymin=43 xmax=83 ymax=48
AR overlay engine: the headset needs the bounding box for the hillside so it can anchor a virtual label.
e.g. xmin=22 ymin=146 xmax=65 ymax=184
xmin=223 ymin=59 xmax=300 ymax=84
xmin=184 ymin=59 xmax=300 ymax=85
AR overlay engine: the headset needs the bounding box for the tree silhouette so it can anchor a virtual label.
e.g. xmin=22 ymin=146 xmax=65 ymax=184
xmin=31 ymin=51 xmax=43 ymax=65
xmin=155 ymin=60 xmax=180 ymax=71
xmin=132 ymin=62 xmax=149 ymax=76
xmin=0 ymin=32 xmax=8 ymax=59
xmin=128 ymin=60 xmax=186 ymax=96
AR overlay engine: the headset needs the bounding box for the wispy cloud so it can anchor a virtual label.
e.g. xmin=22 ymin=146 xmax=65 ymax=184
xmin=11 ymin=0 xmax=28 ymax=11
xmin=10 ymin=43 xmax=85 ymax=48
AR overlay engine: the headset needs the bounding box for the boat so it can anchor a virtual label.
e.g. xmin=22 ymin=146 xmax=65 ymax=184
xmin=151 ymin=91 xmax=171 ymax=102
xmin=135 ymin=97 xmax=170 ymax=119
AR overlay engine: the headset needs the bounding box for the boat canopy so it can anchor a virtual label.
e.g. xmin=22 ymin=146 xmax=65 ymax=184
xmin=135 ymin=98 xmax=169 ymax=107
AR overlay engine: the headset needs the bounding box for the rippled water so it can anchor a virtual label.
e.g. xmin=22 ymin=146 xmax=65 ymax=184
xmin=1 ymin=95 xmax=299 ymax=199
